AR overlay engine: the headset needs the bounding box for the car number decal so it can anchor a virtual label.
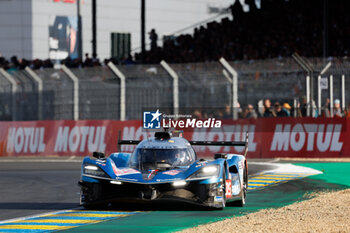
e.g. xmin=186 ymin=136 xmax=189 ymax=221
xmin=225 ymin=179 xmax=232 ymax=198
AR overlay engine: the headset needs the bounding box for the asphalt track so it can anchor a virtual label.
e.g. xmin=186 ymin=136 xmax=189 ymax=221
xmin=0 ymin=158 xmax=275 ymax=221
xmin=0 ymin=158 xmax=82 ymax=221
xmin=59 ymin=162 xmax=348 ymax=233
xmin=3 ymin=158 xmax=347 ymax=233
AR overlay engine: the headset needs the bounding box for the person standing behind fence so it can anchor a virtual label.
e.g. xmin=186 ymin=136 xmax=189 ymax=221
xmin=300 ymin=96 xmax=308 ymax=117
xmin=322 ymin=98 xmax=331 ymax=117
xmin=345 ymin=104 xmax=350 ymax=117
xmin=263 ymin=99 xmax=275 ymax=117
xmin=274 ymin=102 xmax=288 ymax=117
xmin=292 ymin=101 xmax=303 ymax=117
xmin=257 ymin=100 xmax=265 ymax=117
xmin=223 ymin=104 xmax=232 ymax=119
xmin=243 ymin=104 xmax=258 ymax=119
xmin=333 ymin=99 xmax=344 ymax=117
xmin=282 ymin=103 xmax=292 ymax=117
xmin=149 ymin=29 xmax=158 ymax=51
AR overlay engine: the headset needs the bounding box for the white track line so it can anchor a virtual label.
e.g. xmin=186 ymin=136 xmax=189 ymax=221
xmin=249 ymin=162 xmax=322 ymax=175
xmin=266 ymin=158 xmax=280 ymax=163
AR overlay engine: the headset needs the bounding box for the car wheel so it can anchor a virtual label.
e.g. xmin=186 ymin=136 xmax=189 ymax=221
xmin=82 ymin=203 xmax=108 ymax=210
xmin=216 ymin=169 xmax=227 ymax=210
xmin=232 ymin=165 xmax=247 ymax=207
xmin=80 ymin=188 xmax=108 ymax=210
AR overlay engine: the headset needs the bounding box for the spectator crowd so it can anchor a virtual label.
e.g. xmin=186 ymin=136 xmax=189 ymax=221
xmin=0 ymin=53 xmax=131 ymax=71
xmin=189 ymin=95 xmax=350 ymax=121
xmin=138 ymin=0 xmax=350 ymax=63
xmin=1 ymin=0 xmax=350 ymax=69
xmin=216 ymin=97 xmax=349 ymax=120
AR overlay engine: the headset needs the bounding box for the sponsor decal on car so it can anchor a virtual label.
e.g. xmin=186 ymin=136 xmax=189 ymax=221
xmin=115 ymin=177 xmax=138 ymax=182
xmin=225 ymin=179 xmax=232 ymax=198
xmin=195 ymin=161 xmax=208 ymax=167
xmin=238 ymin=160 xmax=243 ymax=169
xmin=112 ymin=163 xmax=140 ymax=176
xmin=115 ymin=168 xmax=140 ymax=175
xmin=147 ymin=169 xmax=159 ymax=180
xmin=155 ymin=178 xmax=180 ymax=182
xmin=162 ymin=169 xmax=181 ymax=175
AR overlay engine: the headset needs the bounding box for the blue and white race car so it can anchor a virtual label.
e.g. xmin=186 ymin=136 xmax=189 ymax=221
xmin=79 ymin=131 xmax=248 ymax=209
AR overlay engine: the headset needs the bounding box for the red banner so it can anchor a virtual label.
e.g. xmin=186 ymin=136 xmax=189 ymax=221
xmin=0 ymin=118 xmax=349 ymax=158
xmin=53 ymin=0 xmax=77 ymax=3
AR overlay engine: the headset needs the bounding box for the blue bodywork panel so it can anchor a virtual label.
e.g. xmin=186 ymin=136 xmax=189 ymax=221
xmin=80 ymin=134 xmax=247 ymax=205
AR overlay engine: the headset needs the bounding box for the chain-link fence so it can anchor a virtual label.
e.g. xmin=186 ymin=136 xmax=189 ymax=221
xmin=0 ymin=57 xmax=349 ymax=121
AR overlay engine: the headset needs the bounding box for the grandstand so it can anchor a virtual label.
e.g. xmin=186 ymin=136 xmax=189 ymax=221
xmin=1 ymin=0 xmax=350 ymax=69
xmin=138 ymin=0 xmax=350 ymax=63
xmin=0 ymin=0 xmax=349 ymax=121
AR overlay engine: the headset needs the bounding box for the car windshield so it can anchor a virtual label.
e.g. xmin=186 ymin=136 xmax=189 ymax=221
xmin=129 ymin=148 xmax=195 ymax=170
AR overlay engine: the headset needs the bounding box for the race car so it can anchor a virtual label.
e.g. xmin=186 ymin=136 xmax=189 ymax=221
xmin=79 ymin=131 xmax=248 ymax=209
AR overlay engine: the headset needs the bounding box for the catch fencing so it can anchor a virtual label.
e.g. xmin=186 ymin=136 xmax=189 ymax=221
xmin=0 ymin=57 xmax=349 ymax=121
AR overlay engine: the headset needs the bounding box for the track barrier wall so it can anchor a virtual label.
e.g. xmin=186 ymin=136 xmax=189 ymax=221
xmin=0 ymin=118 xmax=349 ymax=158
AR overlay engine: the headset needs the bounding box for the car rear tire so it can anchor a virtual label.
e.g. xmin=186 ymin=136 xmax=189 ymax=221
xmin=216 ymin=169 xmax=227 ymax=210
xmin=80 ymin=186 xmax=109 ymax=210
xmin=232 ymin=165 xmax=247 ymax=207
xmin=82 ymin=203 xmax=109 ymax=210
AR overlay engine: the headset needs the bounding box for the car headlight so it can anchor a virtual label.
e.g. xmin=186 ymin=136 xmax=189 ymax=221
xmin=173 ymin=181 xmax=187 ymax=187
xmin=83 ymin=164 xmax=109 ymax=177
xmin=188 ymin=165 xmax=220 ymax=179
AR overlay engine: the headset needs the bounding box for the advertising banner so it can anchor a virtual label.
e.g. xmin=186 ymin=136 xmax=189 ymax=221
xmin=49 ymin=16 xmax=79 ymax=60
xmin=0 ymin=118 xmax=348 ymax=158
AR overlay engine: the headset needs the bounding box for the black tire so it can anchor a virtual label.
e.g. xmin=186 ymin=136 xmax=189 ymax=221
xmin=82 ymin=203 xmax=109 ymax=210
xmin=232 ymin=166 xmax=247 ymax=207
xmin=80 ymin=188 xmax=109 ymax=210
xmin=216 ymin=169 xmax=227 ymax=210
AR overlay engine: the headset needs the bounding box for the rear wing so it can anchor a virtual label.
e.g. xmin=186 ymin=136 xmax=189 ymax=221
xmin=117 ymin=129 xmax=141 ymax=151
xmin=117 ymin=132 xmax=249 ymax=157
xmin=118 ymin=140 xmax=141 ymax=145
xmin=189 ymin=132 xmax=249 ymax=157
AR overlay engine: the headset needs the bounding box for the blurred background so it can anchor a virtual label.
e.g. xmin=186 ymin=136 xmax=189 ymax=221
xmin=0 ymin=0 xmax=349 ymax=121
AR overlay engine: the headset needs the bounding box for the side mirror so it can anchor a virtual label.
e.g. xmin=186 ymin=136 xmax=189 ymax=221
xmin=214 ymin=153 xmax=227 ymax=160
xmin=229 ymin=165 xmax=238 ymax=173
xmin=93 ymin=151 xmax=105 ymax=159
